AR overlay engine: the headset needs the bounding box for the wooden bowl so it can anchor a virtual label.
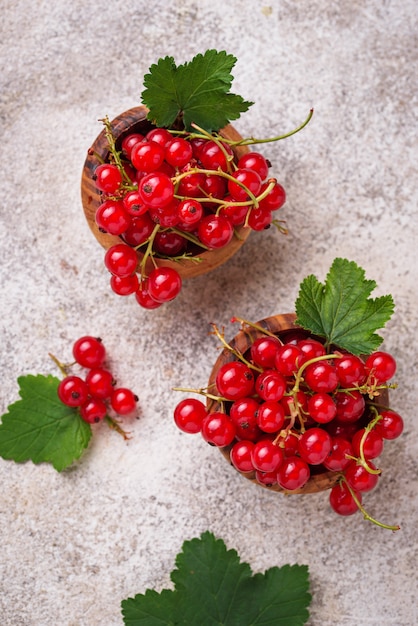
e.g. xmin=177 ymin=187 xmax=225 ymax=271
xmin=80 ymin=106 xmax=252 ymax=279
xmin=206 ymin=313 xmax=389 ymax=494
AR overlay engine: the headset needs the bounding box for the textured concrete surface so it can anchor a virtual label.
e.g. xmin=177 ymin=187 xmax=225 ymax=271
xmin=1 ymin=1 xmax=417 ymax=624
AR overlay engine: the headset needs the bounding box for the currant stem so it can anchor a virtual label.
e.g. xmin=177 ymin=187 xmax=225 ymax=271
xmin=99 ymin=116 xmax=132 ymax=186
xmin=230 ymin=316 xmax=282 ymax=341
xmin=341 ymin=477 xmax=400 ymax=531
xmin=49 ymin=353 xmax=71 ymax=377
xmin=104 ymin=415 xmax=132 ymax=440
xmin=172 ymin=386 xmax=228 ymax=404
xmin=210 ymin=323 xmax=263 ymax=373
xmin=136 ymin=223 xmax=161 ymax=277
xmin=229 ymin=108 xmax=314 ymax=147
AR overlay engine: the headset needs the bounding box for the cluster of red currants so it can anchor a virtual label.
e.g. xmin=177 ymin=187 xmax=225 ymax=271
xmin=93 ymin=125 xmax=286 ymax=309
xmin=173 ymin=327 xmax=403 ymax=522
xmin=57 ymin=335 xmax=138 ymax=423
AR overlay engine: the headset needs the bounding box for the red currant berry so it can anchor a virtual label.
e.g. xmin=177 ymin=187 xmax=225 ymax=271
xmin=250 ymin=336 xmax=282 ymax=369
xmin=256 ymin=469 xmax=278 ymax=486
xmin=177 ymin=199 xmax=203 ymax=226
xmin=197 ymin=214 xmax=234 ymax=249
xmin=251 ymin=439 xmax=284 ymax=473
xmin=255 ymin=369 xmax=286 ymax=402
xmin=110 ymin=388 xmax=138 ymax=415
xmin=280 ymin=430 xmax=300 ymax=456
xmin=256 ymin=400 xmax=285 ymax=433
xmin=72 ymin=336 xmax=106 ymax=368
xmin=86 ymin=368 xmax=115 ymax=400
xmin=131 ymin=140 xmax=165 ymax=172
xmin=121 ymin=132 xmax=144 ymax=159
xmin=201 ymin=412 xmax=236 ymax=447
xmin=227 ymin=168 xmax=262 ymax=202
xmin=276 ymin=456 xmax=310 ymax=491
xmin=351 ymin=428 xmax=384 ymax=460
xmin=149 ymin=199 xmax=180 ymax=228
xmin=329 ymin=481 xmax=361 ymax=516
xmin=177 ymin=172 xmax=206 ymax=197
xmin=258 ymin=181 xmax=286 ymax=211
xmin=215 ymin=361 xmax=255 ymax=401
xmin=122 ymin=190 xmax=149 ymax=217
xmin=57 ymin=376 xmax=89 ymax=407
xmin=247 ymin=206 xmax=273 ymax=231
xmin=298 ymin=427 xmax=332 ymax=465
xmin=374 ymin=409 xmax=404 ymax=440
xmin=145 ymin=127 xmax=172 ymax=147
xmin=80 ymin=397 xmax=107 ymax=423
xmin=199 ymin=140 xmax=233 ymax=172
xmin=237 ymin=152 xmax=269 ymax=181
xmin=230 ymin=440 xmax=255 ymax=472
xmin=173 ymin=398 xmax=208 ymax=434
xmin=274 ymin=343 xmax=305 ymax=376
xmin=307 ymin=393 xmax=337 ymax=424
xmin=297 ymin=338 xmax=326 ymax=360
xmin=94 ymin=163 xmax=123 ymax=194
xmin=164 ymin=137 xmax=193 ymax=168
xmin=201 ymin=174 xmax=227 ymax=202
xmin=153 ymin=231 xmax=186 ymax=256
xmin=335 ymin=354 xmax=366 ymax=387
xmin=344 ymin=460 xmax=379 ymax=492
xmin=323 ymin=437 xmax=353 ymax=471
xmin=123 ymin=213 xmax=155 ymax=247
xmin=135 ymin=279 xmax=163 ymax=310
xmin=95 ymin=200 xmax=131 ymax=235
xmin=304 ymin=361 xmax=338 ymax=393
xmin=147 ymin=267 xmax=182 ymax=303
xmin=110 ymin=273 xmax=139 ymax=296
xmin=229 ymin=397 xmax=262 ymax=442
xmin=138 ymin=172 xmax=174 ymax=208
xmin=219 ymin=199 xmax=248 ymax=226
xmin=365 ymin=351 xmax=397 ymax=383
xmin=334 ymin=390 xmax=365 ymax=423
xmin=104 ymin=244 xmax=138 ymax=277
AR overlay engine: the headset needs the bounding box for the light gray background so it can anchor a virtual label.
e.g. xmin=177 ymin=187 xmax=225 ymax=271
xmin=1 ymin=1 xmax=417 ymax=624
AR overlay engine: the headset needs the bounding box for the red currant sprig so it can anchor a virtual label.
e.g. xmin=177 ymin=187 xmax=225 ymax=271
xmin=173 ymin=317 xmax=402 ymax=530
xmin=50 ymin=336 xmax=139 ymax=438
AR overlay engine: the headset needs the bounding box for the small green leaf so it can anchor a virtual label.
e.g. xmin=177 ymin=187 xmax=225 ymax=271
xmin=0 ymin=374 xmax=92 ymax=471
xmin=141 ymin=50 xmax=253 ymax=132
xmin=295 ymin=257 xmax=395 ymax=355
xmin=121 ymin=531 xmax=311 ymax=625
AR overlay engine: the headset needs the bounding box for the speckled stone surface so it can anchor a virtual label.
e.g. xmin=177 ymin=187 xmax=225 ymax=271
xmin=1 ymin=1 xmax=417 ymax=624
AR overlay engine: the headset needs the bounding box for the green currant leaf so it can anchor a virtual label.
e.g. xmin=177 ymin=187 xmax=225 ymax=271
xmin=141 ymin=50 xmax=253 ymax=132
xmin=295 ymin=257 xmax=395 ymax=355
xmin=0 ymin=374 xmax=92 ymax=471
xmin=121 ymin=531 xmax=311 ymax=625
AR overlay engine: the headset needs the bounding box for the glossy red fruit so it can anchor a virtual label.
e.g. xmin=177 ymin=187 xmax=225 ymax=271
xmin=201 ymin=412 xmax=236 ymax=447
xmin=174 ymin=398 xmax=208 ymax=434
xmin=110 ymin=388 xmax=138 ymax=415
xmin=215 ymin=361 xmax=255 ymax=401
xmin=276 ymin=456 xmax=310 ymax=491
xmin=72 ymin=336 xmax=106 ymax=368
xmin=230 ymin=440 xmax=255 ymax=472
xmin=147 ymin=267 xmax=182 ymax=303
xmin=329 ymin=482 xmax=361 ymax=516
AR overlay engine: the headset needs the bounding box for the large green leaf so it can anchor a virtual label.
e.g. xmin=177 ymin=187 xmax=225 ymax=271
xmin=295 ymin=257 xmax=394 ymax=355
xmin=121 ymin=532 xmax=311 ymax=625
xmin=0 ymin=374 xmax=92 ymax=471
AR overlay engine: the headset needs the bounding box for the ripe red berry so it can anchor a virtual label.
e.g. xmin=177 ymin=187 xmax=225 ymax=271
xmin=374 ymin=409 xmax=404 ymax=440
xmin=147 ymin=267 xmax=182 ymax=303
xmin=329 ymin=482 xmax=361 ymax=516
xmin=104 ymin=244 xmax=138 ymax=277
xmin=86 ymin=368 xmax=115 ymax=400
xmin=255 ymin=369 xmax=286 ymax=402
xmin=131 ymin=140 xmax=165 ymax=172
xmin=250 ymin=336 xmax=282 ymax=369
xmin=72 ymin=336 xmax=106 ymax=368
xmin=298 ymin=427 xmax=332 ymax=465
xmin=365 ymin=351 xmax=397 ymax=383
xmin=80 ymin=398 xmax=107 ymax=424
xmin=174 ymin=398 xmax=208 ymax=434
xmin=230 ymin=440 xmax=255 ymax=472
xmin=229 ymin=397 xmax=262 ymax=441
xmin=303 ymin=361 xmax=338 ymax=393
xmin=110 ymin=388 xmax=138 ymax=415
xmin=251 ymin=439 xmax=284 ymax=473
xmin=138 ymin=172 xmax=174 ymax=208
xmin=197 ymin=215 xmax=234 ymax=249
xmin=94 ymin=163 xmax=123 ymax=194
xmin=57 ymin=376 xmax=89 ymax=407
xmin=276 ymin=456 xmax=310 ymax=491
xmin=215 ymin=361 xmax=255 ymax=401
xmin=201 ymin=412 xmax=236 ymax=447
